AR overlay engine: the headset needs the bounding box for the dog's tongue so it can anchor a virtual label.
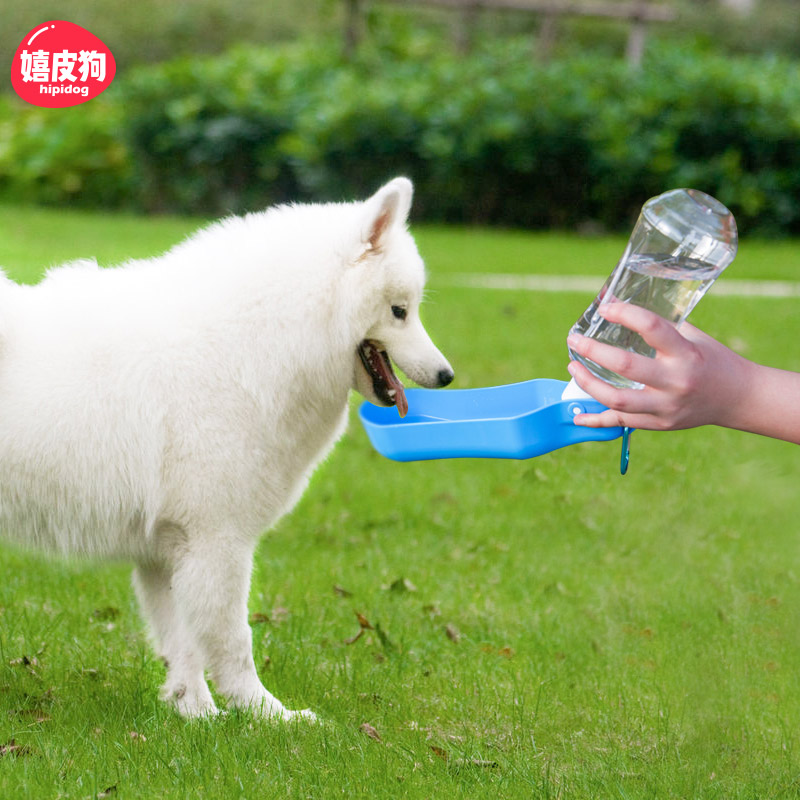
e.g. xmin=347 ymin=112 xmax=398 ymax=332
xmin=392 ymin=375 xmax=408 ymax=418
xmin=380 ymin=354 xmax=408 ymax=418
xmin=360 ymin=341 xmax=408 ymax=417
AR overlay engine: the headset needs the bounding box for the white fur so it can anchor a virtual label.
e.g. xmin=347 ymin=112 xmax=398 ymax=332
xmin=0 ymin=178 xmax=452 ymax=719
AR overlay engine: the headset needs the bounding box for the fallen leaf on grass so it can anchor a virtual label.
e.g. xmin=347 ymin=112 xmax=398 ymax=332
xmin=9 ymin=655 xmax=40 ymax=677
xmin=9 ymin=655 xmax=38 ymax=667
xmin=430 ymin=745 xmax=449 ymax=761
xmin=355 ymin=612 xmax=374 ymax=630
xmin=445 ymin=624 xmax=461 ymax=643
xmin=344 ymin=611 xmax=375 ymax=645
xmin=333 ymin=585 xmax=353 ymax=598
xmin=344 ymin=613 xmax=397 ymax=652
xmin=12 ymin=707 xmax=50 ymax=723
xmin=249 ymin=612 xmax=270 ymax=625
xmin=388 ymin=577 xmax=417 ymax=593
xmin=480 ymin=645 xmax=515 ymax=659
xmin=343 ymin=629 xmax=364 ymax=645
xmin=0 ymin=740 xmax=32 ymax=758
xmin=360 ymin=722 xmax=381 ymax=742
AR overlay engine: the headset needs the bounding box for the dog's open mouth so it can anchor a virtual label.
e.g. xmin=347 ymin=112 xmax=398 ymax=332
xmin=358 ymin=340 xmax=408 ymax=417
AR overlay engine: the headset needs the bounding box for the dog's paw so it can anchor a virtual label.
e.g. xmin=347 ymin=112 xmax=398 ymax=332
xmin=259 ymin=703 xmax=318 ymax=723
xmin=223 ymin=688 xmax=318 ymax=723
xmin=178 ymin=697 xmax=220 ymax=719
xmin=162 ymin=682 xmax=219 ymax=719
xmin=283 ymin=707 xmax=318 ymax=723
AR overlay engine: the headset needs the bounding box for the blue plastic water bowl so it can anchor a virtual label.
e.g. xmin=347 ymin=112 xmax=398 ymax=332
xmin=359 ymin=378 xmax=624 ymax=462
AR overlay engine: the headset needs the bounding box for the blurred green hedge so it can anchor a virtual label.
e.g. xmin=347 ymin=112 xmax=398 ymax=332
xmin=2 ymin=39 xmax=800 ymax=234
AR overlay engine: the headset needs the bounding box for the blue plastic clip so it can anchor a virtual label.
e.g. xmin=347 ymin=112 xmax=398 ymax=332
xmin=620 ymin=427 xmax=632 ymax=475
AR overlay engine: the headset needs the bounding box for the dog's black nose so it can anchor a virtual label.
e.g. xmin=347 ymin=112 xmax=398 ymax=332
xmin=437 ymin=368 xmax=454 ymax=387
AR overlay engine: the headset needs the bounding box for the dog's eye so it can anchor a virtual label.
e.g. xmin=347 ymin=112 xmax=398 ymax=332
xmin=391 ymin=305 xmax=407 ymax=321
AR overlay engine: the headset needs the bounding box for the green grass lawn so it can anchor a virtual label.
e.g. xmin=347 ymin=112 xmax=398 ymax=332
xmin=0 ymin=205 xmax=799 ymax=798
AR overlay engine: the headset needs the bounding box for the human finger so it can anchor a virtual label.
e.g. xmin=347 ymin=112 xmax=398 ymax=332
xmin=565 ymin=359 xmax=666 ymax=417
xmin=596 ymin=303 xmax=690 ymax=358
xmin=570 ymin=406 xmax=627 ymax=428
xmin=567 ymin=332 xmax=662 ymax=388
xmin=572 ymin=407 xmax=670 ymax=431
xmin=675 ymin=320 xmax=718 ymax=349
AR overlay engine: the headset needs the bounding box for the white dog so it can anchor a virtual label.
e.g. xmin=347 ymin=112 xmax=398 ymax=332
xmin=0 ymin=178 xmax=452 ymax=720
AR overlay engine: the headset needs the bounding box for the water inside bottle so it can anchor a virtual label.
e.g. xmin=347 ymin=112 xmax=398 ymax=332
xmin=568 ymin=253 xmax=723 ymax=389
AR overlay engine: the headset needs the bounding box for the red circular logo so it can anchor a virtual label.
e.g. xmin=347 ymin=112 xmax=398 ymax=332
xmin=10 ymin=21 xmax=116 ymax=108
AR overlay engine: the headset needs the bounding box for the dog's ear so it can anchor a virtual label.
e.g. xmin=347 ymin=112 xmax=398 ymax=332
xmin=361 ymin=177 xmax=413 ymax=255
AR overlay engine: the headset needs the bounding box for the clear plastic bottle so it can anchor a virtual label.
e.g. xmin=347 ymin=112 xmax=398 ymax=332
xmin=566 ymin=188 xmax=738 ymax=390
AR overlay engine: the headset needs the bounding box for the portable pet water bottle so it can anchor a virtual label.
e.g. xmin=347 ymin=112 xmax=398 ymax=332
xmin=563 ymin=188 xmax=738 ymax=397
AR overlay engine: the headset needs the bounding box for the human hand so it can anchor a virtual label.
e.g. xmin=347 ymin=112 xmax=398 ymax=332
xmin=565 ymin=303 xmax=752 ymax=432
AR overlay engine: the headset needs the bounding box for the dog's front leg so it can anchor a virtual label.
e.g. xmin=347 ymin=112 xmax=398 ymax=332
xmin=133 ymin=563 xmax=218 ymax=717
xmin=172 ymin=533 xmax=316 ymax=722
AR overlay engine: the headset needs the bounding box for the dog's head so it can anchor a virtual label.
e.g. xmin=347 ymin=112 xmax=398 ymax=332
xmin=349 ymin=178 xmax=453 ymax=416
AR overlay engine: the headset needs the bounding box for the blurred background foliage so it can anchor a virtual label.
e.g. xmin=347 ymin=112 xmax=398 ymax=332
xmin=1 ymin=0 xmax=799 ymax=234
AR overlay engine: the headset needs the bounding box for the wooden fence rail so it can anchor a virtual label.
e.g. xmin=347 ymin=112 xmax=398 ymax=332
xmin=343 ymin=0 xmax=677 ymax=66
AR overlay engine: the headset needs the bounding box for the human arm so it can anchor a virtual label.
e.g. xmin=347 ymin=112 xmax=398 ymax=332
xmin=565 ymin=302 xmax=800 ymax=444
